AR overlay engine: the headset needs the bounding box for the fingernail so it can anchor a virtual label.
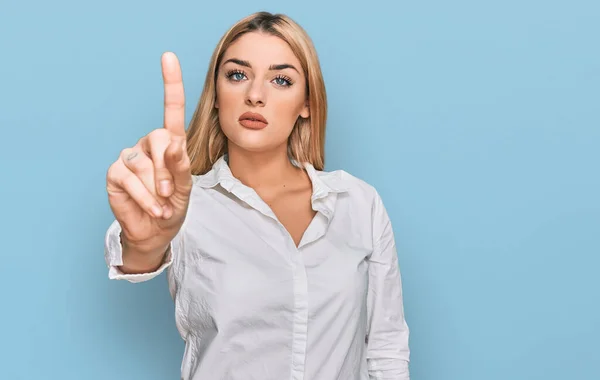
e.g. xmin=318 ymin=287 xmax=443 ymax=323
xmin=160 ymin=180 xmax=171 ymax=196
xmin=152 ymin=204 xmax=163 ymax=217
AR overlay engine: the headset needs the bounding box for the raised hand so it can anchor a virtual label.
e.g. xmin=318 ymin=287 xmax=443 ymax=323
xmin=106 ymin=52 xmax=192 ymax=255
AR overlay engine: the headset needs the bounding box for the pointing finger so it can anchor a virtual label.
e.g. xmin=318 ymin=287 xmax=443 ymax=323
xmin=161 ymin=52 xmax=186 ymax=138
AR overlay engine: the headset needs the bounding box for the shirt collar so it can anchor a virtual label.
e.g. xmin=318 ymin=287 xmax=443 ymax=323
xmin=193 ymin=154 xmax=350 ymax=199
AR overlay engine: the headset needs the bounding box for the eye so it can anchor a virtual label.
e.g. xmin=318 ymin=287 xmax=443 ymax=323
xmin=273 ymin=75 xmax=293 ymax=87
xmin=226 ymin=69 xmax=247 ymax=82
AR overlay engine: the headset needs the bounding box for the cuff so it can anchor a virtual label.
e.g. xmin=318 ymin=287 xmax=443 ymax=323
xmin=104 ymin=219 xmax=174 ymax=283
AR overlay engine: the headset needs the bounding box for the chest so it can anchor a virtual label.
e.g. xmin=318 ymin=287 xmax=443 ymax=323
xmin=265 ymin=189 xmax=316 ymax=247
xmin=173 ymin=186 xmax=376 ymax=332
xmin=175 ymin=211 xmax=373 ymax=332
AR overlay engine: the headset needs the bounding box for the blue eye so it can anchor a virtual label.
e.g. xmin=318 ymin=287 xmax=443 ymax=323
xmin=225 ymin=70 xmax=293 ymax=87
xmin=226 ymin=70 xmax=247 ymax=82
xmin=273 ymin=75 xmax=293 ymax=87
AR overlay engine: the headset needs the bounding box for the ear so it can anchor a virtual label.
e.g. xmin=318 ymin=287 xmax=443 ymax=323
xmin=300 ymin=100 xmax=309 ymax=118
xmin=214 ymin=98 xmax=219 ymax=109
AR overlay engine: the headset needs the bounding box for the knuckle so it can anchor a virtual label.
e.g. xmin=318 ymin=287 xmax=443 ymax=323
xmin=149 ymin=128 xmax=170 ymax=143
xmin=106 ymin=161 xmax=123 ymax=184
xmin=119 ymin=147 xmax=139 ymax=163
xmin=145 ymin=130 xmax=171 ymax=161
xmin=119 ymin=147 xmax=132 ymax=158
xmin=123 ymin=151 xmax=151 ymax=173
xmin=180 ymin=156 xmax=191 ymax=171
xmin=135 ymin=135 xmax=146 ymax=147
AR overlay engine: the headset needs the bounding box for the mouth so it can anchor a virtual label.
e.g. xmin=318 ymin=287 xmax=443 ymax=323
xmin=238 ymin=112 xmax=268 ymax=129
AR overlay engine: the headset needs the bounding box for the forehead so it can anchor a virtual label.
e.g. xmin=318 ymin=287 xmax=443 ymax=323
xmin=222 ymin=32 xmax=301 ymax=68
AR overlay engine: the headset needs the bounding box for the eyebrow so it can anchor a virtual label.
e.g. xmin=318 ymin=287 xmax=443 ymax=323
xmin=222 ymin=58 xmax=299 ymax=74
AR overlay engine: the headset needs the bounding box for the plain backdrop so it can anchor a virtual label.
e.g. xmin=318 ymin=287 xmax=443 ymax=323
xmin=1 ymin=1 xmax=598 ymax=379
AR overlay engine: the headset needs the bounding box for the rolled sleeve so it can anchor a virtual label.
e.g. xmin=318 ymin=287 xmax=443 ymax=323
xmin=104 ymin=219 xmax=173 ymax=283
xmin=366 ymin=192 xmax=410 ymax=379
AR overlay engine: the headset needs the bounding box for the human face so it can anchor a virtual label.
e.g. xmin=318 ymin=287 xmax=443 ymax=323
xmin=215 ymin=32 xmax=310 ymax=154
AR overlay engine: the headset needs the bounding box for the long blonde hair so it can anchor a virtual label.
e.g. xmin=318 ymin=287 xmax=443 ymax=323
xmin=186 ymin=11 xmax=327 ymax=175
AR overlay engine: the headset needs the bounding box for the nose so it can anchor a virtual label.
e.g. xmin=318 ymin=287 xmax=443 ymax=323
xmin=245 ymin=80 xmax=266 ymax=107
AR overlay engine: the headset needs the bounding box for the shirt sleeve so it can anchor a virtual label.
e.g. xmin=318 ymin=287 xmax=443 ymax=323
xmin=366 ymin=191 xmax=411 ymax=380
xmin=104 ymin=219 xmax=174 ymax=283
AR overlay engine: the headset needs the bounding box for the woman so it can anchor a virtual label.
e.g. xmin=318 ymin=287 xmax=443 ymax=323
xmin=104 ymin=11 xmax=410 ymax=380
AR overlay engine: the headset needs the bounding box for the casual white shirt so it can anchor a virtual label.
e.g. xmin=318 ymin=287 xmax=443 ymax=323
xmin=104 ymin=155 xmax=410 ymax=380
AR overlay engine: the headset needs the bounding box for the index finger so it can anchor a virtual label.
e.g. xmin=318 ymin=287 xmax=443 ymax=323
xmin=161 ymin=52 xmax=186 ymax=138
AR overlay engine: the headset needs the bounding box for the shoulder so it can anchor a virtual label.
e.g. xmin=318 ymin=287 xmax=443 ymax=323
xmin=318 ymin=167 xmax=392 ymax=237
xmin=315 ymin=167 xmax=383 ymax=205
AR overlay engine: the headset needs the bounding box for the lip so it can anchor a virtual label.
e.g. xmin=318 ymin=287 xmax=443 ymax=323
xmin=238 ymin=111 xmax=268 ymax=130
xmin=239 ymin=111 xmax=268 ymax=123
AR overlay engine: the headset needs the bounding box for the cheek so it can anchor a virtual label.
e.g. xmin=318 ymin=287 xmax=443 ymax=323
xmin=271 ymin=92 xmax=305 ymax=124
xmin=217 ymin=75 xmax=252 ymax=106
xmin=216 ymin=83 xmax=241 ymax=110
xmin=215 ymin=86 xmax=236 ymax=137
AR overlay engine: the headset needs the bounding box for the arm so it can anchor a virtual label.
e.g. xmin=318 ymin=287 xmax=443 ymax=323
xmin=104 ymin=219 xmax=174 ymax=283
xmin=366 ymin=192 xmax=410 ymax=379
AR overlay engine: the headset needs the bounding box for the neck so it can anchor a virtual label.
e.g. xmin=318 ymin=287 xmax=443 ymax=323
xmin=227 ymin=143 xmax=301 ymax=190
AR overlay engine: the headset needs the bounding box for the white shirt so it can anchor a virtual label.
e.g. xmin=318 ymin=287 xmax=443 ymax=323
xmin=104 ymin=155 xmax=410 ymax=380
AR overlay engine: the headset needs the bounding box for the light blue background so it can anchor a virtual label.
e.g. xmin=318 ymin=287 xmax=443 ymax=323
xmin=1 ymin=0 xmax=598 ymax=379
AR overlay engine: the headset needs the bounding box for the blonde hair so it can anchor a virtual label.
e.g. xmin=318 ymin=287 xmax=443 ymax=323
xmin=186 ymin=11 xmax=327 ymax=175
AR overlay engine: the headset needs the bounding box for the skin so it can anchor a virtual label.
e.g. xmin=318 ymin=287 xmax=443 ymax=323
xmin=215 ymin=32 xmax=316 ymax=246
xmin=107 ymin=32 xmax=316 ymax=275
xmin=107 ymin=52 xmax=192 ymax=273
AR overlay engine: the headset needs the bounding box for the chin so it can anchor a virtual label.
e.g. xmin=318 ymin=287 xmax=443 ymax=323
xmin=226 ymin=129 xmax=281 ymax=153
xmin=233 ymin=140 xmax=274 ymax=152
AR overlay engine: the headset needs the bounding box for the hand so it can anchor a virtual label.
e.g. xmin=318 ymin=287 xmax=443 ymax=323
xmin=106 ymin=52 xmax=192 ymax=253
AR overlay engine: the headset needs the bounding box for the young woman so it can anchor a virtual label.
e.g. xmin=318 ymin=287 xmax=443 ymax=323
xmin=104 ymin=11 xmax=410 ymax=380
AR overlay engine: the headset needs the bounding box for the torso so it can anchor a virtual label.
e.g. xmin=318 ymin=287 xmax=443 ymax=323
xmin=167 ymin=157 xmax=392 ymax=379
